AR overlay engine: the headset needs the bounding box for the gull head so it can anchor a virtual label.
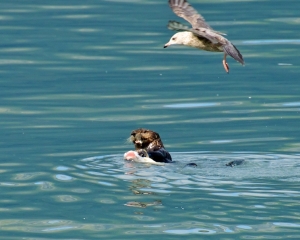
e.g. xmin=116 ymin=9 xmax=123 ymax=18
xmin=164 ymin=32 xmax=193 ymax=48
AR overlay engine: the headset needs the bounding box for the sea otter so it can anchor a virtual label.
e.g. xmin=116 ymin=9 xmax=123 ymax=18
xmin=126 ymin=128 xmax=242 ymax=167
xmin=129 ymin=128 xmax=173 ymax=163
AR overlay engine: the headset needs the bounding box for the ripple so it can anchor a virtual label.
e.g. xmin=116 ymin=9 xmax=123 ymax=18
xmin=264 ymin=102 xmax=300 ymax=107
xmin=164 ymin=228 xmax=216 ymax=235
xmin=87 ymin=171 xmax=109 ymax=176
xmin=55 ymin=195 xmax=78 ymax=202
xmin=0 ymin=47 xmax=39 ymax=52
xmin=0 ymin=182 xmax=19 ymax=186
xmin=236 ymin=225 xmax=252 ymax=230
xmin=34 ymin=181 xmax=54 ymax=190
xmin=55 ymin=166 xmax=71 ymax=171
xmin=14 ymin=172 xmax=43 ymax=180
xmin=55 ymin=174 xmax=73 ymax=181
xmin=273 ymin=222 xmax=300 ymax=228
xmin=42 ymin=225 xmax=78 ymax=232
xmin=254 ymin=205 xmax=266 ymax=208
xmin=99 ymin=199 xmax=115 ymax=204
xmin=164 ymin=102 xmax=219 ymax=108
xmin=57 ymin=53 xmax=124 ymax=61
xmin=139 ymin=188 xmax=172 ymax=194
xmin=242 ymin=39 xmax=300 ymax=45
xmin=98 ymin=181 xmax=116 ymax=186
xmin=39 ymin=5 xmax=94 ymax=10
xmin=163 ymin=101 xmax=242 ymax=109
xmin=53 ymin=14 xmax=99 ymax=19
xmin=0 ymin=59 xmax=40 ymax=65
xmin=151 ymin=183 xmax=173 ymax=188
xmin=81 ymin=153 xmax=300 ymax=182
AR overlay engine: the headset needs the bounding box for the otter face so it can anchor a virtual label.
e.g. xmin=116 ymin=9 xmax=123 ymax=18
xmin=129 ymin=128 xmax=163 ymax=150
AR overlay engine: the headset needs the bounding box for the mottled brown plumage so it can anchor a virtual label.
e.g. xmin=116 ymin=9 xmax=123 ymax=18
xmin=164 ymin=0 xmax=244 ymax=73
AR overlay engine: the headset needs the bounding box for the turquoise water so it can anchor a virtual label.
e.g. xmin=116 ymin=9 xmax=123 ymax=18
xmin=1 ymin=0 xmax=300 ymax=239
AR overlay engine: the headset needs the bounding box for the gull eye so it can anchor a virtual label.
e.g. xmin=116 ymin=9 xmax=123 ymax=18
xmin=172 ymin=37 xmax=176 ymax=41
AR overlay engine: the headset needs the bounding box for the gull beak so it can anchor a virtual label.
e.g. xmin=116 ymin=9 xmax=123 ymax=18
xmin=163 ymin=43 xmax=169 ymax=48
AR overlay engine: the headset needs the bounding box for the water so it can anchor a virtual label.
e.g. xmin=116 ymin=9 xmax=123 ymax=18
xmin=1 ymin=0 xmax=300 ymax=239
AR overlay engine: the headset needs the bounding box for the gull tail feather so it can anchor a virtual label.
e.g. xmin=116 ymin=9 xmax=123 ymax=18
xmin=223 ymin=43 xmax=244 ymax=65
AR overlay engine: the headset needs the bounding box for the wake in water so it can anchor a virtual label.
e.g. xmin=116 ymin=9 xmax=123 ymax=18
xmin=81 ymin=152 xmax=300 ymax=182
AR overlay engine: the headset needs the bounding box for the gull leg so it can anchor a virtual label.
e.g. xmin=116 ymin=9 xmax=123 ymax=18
xmin=222 ymin=54 xmax=229 ymax=73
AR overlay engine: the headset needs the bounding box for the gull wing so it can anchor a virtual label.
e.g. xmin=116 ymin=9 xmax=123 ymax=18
xmin=168 ymin=20 xmax=226 ymax=36
xmin=168 ymin=0 xmax=212 ymax=29
xmin=193 ymin=28 xmax=245 ymax=64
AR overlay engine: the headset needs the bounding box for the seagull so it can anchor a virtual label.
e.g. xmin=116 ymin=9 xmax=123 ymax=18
xmin=164 ymin=0 xmax=244 ymax=73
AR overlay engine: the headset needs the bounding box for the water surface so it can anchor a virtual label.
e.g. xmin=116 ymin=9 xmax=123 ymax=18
xmin=0 ymin=0 xmax=300 ymax=239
